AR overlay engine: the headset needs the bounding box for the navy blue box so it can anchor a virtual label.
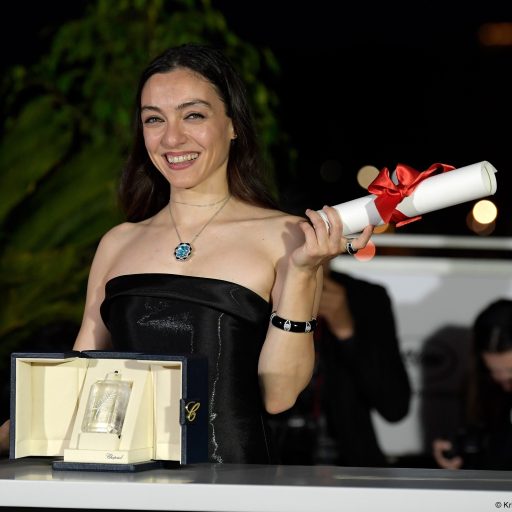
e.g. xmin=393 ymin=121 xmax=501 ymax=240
xmin=10 ymin=351 xmax=208 ymax=470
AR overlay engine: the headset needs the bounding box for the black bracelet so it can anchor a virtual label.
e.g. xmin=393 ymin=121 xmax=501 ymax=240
xmin=270 ymin=311 xmax=317 ymax=333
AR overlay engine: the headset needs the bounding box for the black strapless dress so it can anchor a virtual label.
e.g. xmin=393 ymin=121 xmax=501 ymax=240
xmin=100 ymin=273 xmax=273 ymax=464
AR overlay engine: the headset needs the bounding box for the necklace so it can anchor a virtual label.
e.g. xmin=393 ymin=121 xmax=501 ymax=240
xmin=170 ymin=194 xmax=229 ymax=207
xmin=168 ymin=195 xmax=231 ymax=261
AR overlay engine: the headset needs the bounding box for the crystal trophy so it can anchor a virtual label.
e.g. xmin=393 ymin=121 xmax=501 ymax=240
xmin=81 ymin=371 xmax=132 ymax=435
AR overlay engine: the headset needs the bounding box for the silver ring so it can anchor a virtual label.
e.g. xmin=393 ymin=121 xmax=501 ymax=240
xmin=346 ymin=242 xmax=358 ymax=256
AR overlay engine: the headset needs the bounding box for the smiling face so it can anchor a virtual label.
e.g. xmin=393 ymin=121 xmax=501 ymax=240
xmin=482 ymin=350 xmax=512 ymax=392
xmin=140 ymin=68 xmax=235 ymax=193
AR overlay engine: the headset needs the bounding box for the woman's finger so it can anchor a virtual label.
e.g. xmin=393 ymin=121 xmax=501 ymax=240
xmin=344 ymin=224 xmax=374 ymax=252
xmin=305 ymin=208 xmax=331 ymax=247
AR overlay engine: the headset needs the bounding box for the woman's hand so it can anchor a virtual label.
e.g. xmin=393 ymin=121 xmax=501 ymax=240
xmin=432 ymin=438 xmax=464 ymax=469
xmin=292 ymin=206 xmax=374 ymax=270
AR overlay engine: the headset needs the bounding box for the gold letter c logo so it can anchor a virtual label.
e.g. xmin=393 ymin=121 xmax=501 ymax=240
xmin=185 ymin=401 xmax=201 ymax=422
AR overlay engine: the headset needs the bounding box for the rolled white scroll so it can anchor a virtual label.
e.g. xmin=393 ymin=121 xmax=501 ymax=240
xmin=318 ymin=161 xmax=498 ymax=236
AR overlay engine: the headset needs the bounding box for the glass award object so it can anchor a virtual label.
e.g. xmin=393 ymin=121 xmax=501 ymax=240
xmin=82 ymin=371 xmax=132 ymax=435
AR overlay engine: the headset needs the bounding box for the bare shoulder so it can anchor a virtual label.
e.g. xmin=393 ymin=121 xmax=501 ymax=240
xmin=100 ymin=220 xmax=142 ymax=243
xmin=97 ymin=219 xmax=149 ymax=253
xmin=270 ymin=211 xmax=306 ymax=247
xmin=90 ymin=221 xmax=144 ymax=271
xmin=239 ymin=202 xmax=304 ymax=228
xmin=236 ymin=200 xmax=290 ymax=218
xmin=268 ymin=210 xmax=306 ymax=234
xmin=235 ymin=203 xmax=307 ymax=254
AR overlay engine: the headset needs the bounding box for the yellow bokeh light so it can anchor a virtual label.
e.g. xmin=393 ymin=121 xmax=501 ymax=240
xmin=373 ymin=223 xmax=391 ymax=234
xmin=357 ymin=165 xmax=380 ymax=190
xmin=472 ymin=200 xmax=497 ymax=225
xmin=478 ymin=22 xmax=512 ymax=46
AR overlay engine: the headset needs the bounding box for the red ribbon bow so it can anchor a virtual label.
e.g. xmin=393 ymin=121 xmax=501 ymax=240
xmin=367 ymin=162 xmax=456 ymax=227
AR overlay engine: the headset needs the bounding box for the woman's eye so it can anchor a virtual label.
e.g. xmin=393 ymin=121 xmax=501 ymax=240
xmin=143 ymin=116 xmax=162 ymax=124
xmin=185 ymin=112 xmax=205 ymax=120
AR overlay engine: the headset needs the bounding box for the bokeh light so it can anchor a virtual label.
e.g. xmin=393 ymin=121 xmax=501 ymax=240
xmin=357 ymin=165 xmax=380 ymax=190
xmin=472 ymin=199 xmax=498 ymax=224
xmin=373 ymin=223 xmax=392 ymax=234
xmin=478 ymin=22 xmax=512 ymax=46
xmin=354 ymin=239 xmax=376 ymax=261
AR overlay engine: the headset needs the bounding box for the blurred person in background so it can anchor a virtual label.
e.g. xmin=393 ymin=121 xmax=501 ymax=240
xmin=433 ymin=299 xmax=512 ymax=470
xmin=270 ymin=262 xmax=411 ymax=467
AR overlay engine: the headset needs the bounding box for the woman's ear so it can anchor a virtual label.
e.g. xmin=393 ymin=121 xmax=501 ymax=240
xmin=229 ymin=121 xmax=237 ymax=140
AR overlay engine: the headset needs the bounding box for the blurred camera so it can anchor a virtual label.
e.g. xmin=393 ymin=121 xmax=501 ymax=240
xmin=442 ymin=426 xmax=485 ymax=469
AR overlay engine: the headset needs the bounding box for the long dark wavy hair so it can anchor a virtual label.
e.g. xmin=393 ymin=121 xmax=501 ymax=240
xmin=467 ymin=299 xmax=512 ymax=426
xmin=119 ymin=43 xmax=279 ymax=222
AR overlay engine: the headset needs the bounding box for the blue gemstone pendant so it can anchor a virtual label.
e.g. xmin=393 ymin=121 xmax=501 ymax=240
xmin=174 ymin=242 xmax=192 ymax=261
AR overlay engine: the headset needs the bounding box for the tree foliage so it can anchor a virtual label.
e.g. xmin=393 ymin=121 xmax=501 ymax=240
xmin=0 ymin=0 xmax=283 ymax=373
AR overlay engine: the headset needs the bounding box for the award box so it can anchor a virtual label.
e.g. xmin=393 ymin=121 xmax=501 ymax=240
xmin=9 ymin=351 xmax=208 ymax=471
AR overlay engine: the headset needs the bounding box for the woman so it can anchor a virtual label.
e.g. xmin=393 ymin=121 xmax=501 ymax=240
xmin=433 ymin=299 xmax=512 ymax=470
xmin=72 ymin=43 xmax=373 ymax=463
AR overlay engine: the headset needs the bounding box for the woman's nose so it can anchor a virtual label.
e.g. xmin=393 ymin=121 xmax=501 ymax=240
xmin=162 ymin=121 xmax=187 ymax=147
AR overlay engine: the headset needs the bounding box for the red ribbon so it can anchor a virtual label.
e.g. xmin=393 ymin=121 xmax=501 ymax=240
xmin=367 ymin=162 xmax=456 ymax=227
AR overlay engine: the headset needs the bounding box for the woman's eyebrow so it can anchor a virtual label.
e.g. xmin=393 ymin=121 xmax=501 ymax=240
xmin=176 ymin=99 xmax=213 ymax=111
xmin=141 ymin=99 xmax=212 ymax=113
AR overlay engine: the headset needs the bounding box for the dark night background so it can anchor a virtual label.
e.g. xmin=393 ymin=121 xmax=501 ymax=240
xmin=216 ymin=0 xmax=512 ymax=237
xmin=2 ymin=0 xmax=511 ymax=237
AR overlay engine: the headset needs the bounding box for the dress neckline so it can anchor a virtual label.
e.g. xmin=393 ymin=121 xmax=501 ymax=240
xmin=104 ymin=272 xmax=270 ymax=306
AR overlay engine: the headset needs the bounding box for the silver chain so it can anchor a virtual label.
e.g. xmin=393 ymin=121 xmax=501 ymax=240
xmin=168 ymin=195 xmax=231 ymax=245
xmin=170 ymin=194 xmax=230 ymax=207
